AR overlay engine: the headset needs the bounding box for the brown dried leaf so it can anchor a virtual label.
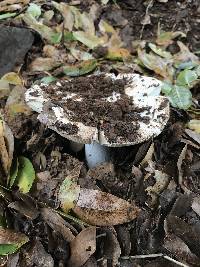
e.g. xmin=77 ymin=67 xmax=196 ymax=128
xmin=41 ymin=208 xmax=76 ymax=242
xmin=0 ymin=119 xmax=14 ymax=176
xmin=29 ymin=57 xmax=61 ymax=72
xmin=177 ymin=144 xmax=189 ymax=192
xmin=164 ymin=232 xmax=200 ymax=266
xmin=102 ymin=227 xmax=121 ymax=265
xmin=73 ymin=189 xmax=140 ymax=226
xmin=68 ymin=227 xmax=96 ymax=267
xmin=0 ymin=0 xmax=29 ymax=12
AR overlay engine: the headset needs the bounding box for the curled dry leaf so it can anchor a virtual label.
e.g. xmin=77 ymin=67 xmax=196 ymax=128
xmin=68 ymin=227 xmax=96 ymax=267
xmin=145 ymin=170 xmax=169 ymax=208
xmin=0 ymin=119 xmax=14 ymax=177
xmin=73 ymin=189 xmax=140 ymax=226
xmin=0 ymin=228 xmax=28 ymax=255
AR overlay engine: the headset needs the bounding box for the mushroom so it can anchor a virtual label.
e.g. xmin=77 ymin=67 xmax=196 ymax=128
xmin=25 ymin=73 xmax=170 ymax=168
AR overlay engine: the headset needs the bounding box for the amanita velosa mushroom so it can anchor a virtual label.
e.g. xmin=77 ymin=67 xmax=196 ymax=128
xmin=25 ymin=73 xmax=170 ymax=168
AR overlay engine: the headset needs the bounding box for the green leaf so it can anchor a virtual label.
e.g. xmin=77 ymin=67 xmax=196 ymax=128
xmin=0 ymin=228 xmax=28 ymax=255
xmin=163 ymin=84 xmax=192 ymax=110
xmin=0 ymin=13 xmax=16 ymax=20
xmin=50 ymin=32 xmax=62 ymax=44
xmin=16 ymin=157 xmax=35 ymax=194
xmin=161 ymin=82 xmax=173 ymax=95
xmin=176 ymin=69 xmax=198 ymax=86
xmin=9 ymin=158 xmax=19 ymax=188
xmin=40 ymin=76 xmax=57 ymax=84
xmin=63 ymin=59 xmax=97 ymax=76
xmin=27 ymin=3 xmax=41 ymax=19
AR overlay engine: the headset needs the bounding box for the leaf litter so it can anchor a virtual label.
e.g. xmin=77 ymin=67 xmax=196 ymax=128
xmin=0 ymin=0 xmax=199 ymax=266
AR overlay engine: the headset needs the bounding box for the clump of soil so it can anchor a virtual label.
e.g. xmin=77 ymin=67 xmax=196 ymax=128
xmin=41 ymin=74 xmax=150 ymax=142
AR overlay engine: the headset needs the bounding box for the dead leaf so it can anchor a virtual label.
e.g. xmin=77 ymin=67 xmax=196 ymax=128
xmin=187 ymin=120 xmax=200 ymax=134
xmin=174 ymin=41 xmax=200 ymax=64
xmin=102 ymin=227 xmax=121 ymax=265
xmin=5 ymin=85 xmax=32 ymax=118
xmin=0 ymin=119 xmax=14 ymax=177
xmin=0 ymin=228 xmax=28 ymax=255
xmin=137 ymin=48 xmax=174 ymax=80
xmin=52 ymin=1 xmax=74 ymax=31
xmin=177 ymin=144 xmax=189 ymax=192
xmin=145 ymin=170 xmax=170 ymax=208
xmin=156 ymin=31 xmax=186 ymax=46
xmin=41 ymin=208 xmax=76 ymax=242
xmin=73 ymin=31 xmax=106 ymax=49
xmin=29 ymin=57 xmax=61 ymax=72
xmin=185 ymin=129 xmax=200 ymax=145
xmin=0 ymin=0 xmax=29 ymax=12
xmin=73 ymin=188 xmax=140 ymax=226
xmin=59 ymin=59 xmax=97 ymax=77
xmin=106 ymin=47 xmax=130 ymax=61
xmin=164 ymin=231 xmax=200 ymax=266
xmin=22 ymin=13 xmax=61 ymax=44
xmin=68 ymin=227 xmax=96 ymax=267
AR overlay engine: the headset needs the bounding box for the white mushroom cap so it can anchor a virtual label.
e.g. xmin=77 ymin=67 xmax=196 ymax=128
xmin=25 ymin=73 xmax=170 ymax=147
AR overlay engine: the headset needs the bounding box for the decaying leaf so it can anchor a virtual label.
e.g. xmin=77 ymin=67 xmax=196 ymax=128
xmin=1 ymin=72 xmax=22 ymax=85
xmin=0 ymin=228 xmax=28 ymax=255
xmin=16 ymin=156 xmax=35 ymax=194
xmin=29 ymin=57 xmax=61 ymax=72
xmin=61 ymin=59 xmax=97 ymax=76
xmin=52 ymin=1 xmax=74 ymax=32
xmin=59 ymin=177 xmax=81 ymax=213
xmin=174 ymin=41 xmax=200 ymax=64
xmin=187 ymin=120 xmax=200 ymax=134
xmin=156 ymin=31 xmax=186 ymax=46
xmin=105 ymin=47 xmax=130 ymax=61
xmin=5 ymin=85 xmax=32 ymax=118
xmin=68 ymin=227 xmax=96 ymax=267
xmin=177 ymin=144 xmax=187 ymax=189
xmin=0 ymin=0 xmax=30 ymax=12
xmin=73 ymin=188 xmax=140 ymax=226
xmin=145 ymin=170 xmax=170 ymax=208
xmin=73 ymin=31 xmax=106 ymax=49
xmin=41 ymin=208 xmax=76 ymax=242
xmin=137 ymin=48 xmax=174 ymax=80
xmin=0 ymin=119 xmax=14 ymax=177
xmin=164 ymin=231 xmax=200 ymax=266
xmin=148 ymin=43 xmax=172 ymax=58
xmin=102 ymin=227 xmax=121 ymax=266
xmin=22 ymin=13 xmax=61 ymax=44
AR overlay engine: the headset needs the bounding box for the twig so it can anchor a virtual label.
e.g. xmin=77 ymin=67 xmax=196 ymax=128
xmin=163 ymin=255 xmax=189 ymax=267
xmin=140 ymin=0 xmax=154 ymax=39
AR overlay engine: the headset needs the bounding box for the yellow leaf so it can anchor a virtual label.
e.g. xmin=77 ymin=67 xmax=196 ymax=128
xmin=1 ymin=72 xmax=22 ymax=85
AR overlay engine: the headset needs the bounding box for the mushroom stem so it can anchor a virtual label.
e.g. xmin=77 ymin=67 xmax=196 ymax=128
xmin=69 ymin=140 xmax=84 ymax=153
xmin=85 ymin=142 xmax=111 ymax=169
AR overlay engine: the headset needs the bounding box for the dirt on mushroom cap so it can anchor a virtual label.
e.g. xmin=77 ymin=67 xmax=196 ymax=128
xmin=26 ymin=73 xmax=169 ymax=145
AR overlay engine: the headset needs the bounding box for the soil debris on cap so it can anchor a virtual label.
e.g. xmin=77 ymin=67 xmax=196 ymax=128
xmin=25 ymin=73 xmax=170 ymax=146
